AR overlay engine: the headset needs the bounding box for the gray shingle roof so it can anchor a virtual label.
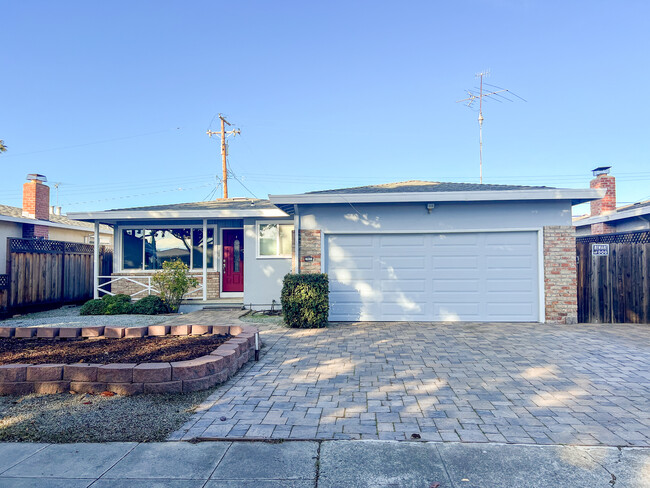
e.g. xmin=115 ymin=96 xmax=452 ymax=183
xmin=0 ymin=205 xmax=112 ymax=232
xmin=108 ymin=198 xmax=278 ymax=212
xmin=306 ymin=180 xmax=552 ymax=195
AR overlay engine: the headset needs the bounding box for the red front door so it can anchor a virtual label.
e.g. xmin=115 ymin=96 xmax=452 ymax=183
xmin=222 ymin=229 xmax=244 ymax=292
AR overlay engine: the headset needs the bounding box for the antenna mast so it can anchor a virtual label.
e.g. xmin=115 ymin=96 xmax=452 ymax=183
xmin=207 ymin=114 xmax=241 ymax=199
xmin=457 ymin=71 xmax=525 ymax=184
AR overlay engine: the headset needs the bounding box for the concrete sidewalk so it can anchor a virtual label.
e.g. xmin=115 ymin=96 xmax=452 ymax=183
xmin=0 ymin=441 xmax=647 ymax=487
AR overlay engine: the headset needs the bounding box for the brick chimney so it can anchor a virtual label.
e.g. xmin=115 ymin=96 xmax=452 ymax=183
xmin=589 ymin=166 xmax=616 ymax=235
xmin=22 ymin=174 xmax=50 ymax=239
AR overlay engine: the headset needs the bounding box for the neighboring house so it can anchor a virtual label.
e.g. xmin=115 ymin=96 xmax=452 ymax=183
xmin=574 ymin=167 xmax=650 ymax=236
xmin=0 ymin=174 xmax=113 ymax=273
xmin=70 ymin=180 xmax=601 ymax=324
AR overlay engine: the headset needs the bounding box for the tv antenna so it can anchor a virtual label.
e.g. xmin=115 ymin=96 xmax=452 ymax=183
xmin=53 ymin=182 xmax=62 ymax=206
xmin=457 ymin=71 xmax=526 ymax=184
xmin=206 ymin=114 xmax=241 ymax=199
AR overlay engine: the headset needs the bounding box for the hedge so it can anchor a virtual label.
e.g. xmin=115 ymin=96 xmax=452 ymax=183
xmin=79 ymin=294 xmax=168 ymax=315
xmin=281 ymin=273 xmax=329 ymax=328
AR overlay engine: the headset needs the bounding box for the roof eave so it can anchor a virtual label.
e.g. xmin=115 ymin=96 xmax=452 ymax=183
xmin=67 ymin=208 xmax=290 ymax=222
xmin=0 ymin=214 xmax=113 ymax=233
xmin=269 ymin=188 xmax=605 ymax=206
xmin=572 ymin=205 xmax=650 ymax=226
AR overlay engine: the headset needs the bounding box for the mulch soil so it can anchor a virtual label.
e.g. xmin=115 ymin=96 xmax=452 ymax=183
xmin=0 ymin=334 xmax=231 ymax=365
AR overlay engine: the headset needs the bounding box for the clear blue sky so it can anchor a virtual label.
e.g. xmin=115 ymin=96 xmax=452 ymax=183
xmin=2 ymin=1 xmax=649 ymax=215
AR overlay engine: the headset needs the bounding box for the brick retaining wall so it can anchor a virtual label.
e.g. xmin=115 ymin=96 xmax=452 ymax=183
xmin=0 ymin=324 xmax=259 ymax=395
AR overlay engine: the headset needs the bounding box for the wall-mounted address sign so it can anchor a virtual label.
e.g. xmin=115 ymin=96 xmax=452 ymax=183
xmin=592 ymin=243 xmax=609 ymax=256
xmin=303 ymin=256 xmax=314 ymax=262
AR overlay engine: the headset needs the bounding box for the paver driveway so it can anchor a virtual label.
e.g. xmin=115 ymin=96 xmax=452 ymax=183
xmin=173 ymin=322 xmax=650 ymax=446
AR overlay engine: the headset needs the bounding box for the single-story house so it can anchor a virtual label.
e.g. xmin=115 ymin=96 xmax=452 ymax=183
xmin=70 ymin=180 xmax=602 ymax=324
xmin=0 ymin=174 xmax=113 ymax=274
xmin=574 ymin=167 xmax=650 ymax=235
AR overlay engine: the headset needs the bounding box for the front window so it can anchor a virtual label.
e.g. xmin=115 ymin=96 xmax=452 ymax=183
xmin=258 ymin=223 xmax=293 ymax=257
xmin=121 ymin=227 xmax=214 ymax=270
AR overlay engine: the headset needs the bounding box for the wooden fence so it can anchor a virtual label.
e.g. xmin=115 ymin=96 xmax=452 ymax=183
xmin=1 ymin=238 xmax=112 ymax=315
xmin=577 ymin=230 xmax=650 ymax=323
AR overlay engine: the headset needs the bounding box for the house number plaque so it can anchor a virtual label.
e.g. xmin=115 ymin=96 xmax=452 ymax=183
xmin=592 ymin=243 xmax=609 ymax=256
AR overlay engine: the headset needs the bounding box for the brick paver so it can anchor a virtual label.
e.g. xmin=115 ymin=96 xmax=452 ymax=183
xmin=172 ymin=321 xmax=650 ymax=446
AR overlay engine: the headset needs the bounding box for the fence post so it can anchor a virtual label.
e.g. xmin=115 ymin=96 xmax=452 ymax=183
xmin=93 ymin=222 xmax=100 ymax=299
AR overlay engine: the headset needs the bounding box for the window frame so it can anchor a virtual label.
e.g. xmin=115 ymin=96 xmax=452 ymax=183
xmin=256 ymin=220 xmax=294 ymax=259
xmin=117 ymin=224 xmax=216 ymax=272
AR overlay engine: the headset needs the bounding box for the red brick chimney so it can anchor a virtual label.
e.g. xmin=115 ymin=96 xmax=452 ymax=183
xmin=22 ymin=174 xmax=50 ymax=239
xmin=589 ymin=166 xmax=616 ymax=235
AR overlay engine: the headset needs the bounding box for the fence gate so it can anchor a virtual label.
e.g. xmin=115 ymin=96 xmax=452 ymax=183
xmin=577 ymin=230 xmax=650 ymax=323
xmin=3 ymin=238 xmax=112 ymax=314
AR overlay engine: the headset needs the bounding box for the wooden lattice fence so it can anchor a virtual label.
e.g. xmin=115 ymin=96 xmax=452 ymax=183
xmin=3 ymin=238 xmax=112 ymax=314
xmin=577 ymin=230 xmax=650 ymax=323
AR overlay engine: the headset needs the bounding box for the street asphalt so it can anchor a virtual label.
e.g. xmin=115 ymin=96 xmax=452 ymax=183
xmin=0 ymin=440 xmax=648 ymax=487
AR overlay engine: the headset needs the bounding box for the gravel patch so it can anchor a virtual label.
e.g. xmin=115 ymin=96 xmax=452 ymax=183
xmin=239 ymin=311 xmax=286 ymax=327
xmin=0 ymin=306 xmax=173 ymax=328
xmin=0 ymin=388 xmax=217 ymax=442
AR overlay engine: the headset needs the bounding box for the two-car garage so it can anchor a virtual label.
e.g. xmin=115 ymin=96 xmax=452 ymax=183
xmin=326 ymin=231 xmax=540 ymax=322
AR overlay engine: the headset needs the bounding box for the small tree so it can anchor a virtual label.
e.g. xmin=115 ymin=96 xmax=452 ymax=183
xmin=151 ymin=260 xmax=198 ymax=312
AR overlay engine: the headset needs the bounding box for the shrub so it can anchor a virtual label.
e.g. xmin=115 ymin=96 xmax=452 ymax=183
xmin=79 ymin=298 xmax=106 ymax=315
xmin=281 ymin=273 xmax=329 ymax=328
xmin=151 ymin=260 xmax=199 ymax=312
xmin=131 ymin=295 xmax=169 ymax=315
xmin=101 ymin=294 xmax=133 ymax=315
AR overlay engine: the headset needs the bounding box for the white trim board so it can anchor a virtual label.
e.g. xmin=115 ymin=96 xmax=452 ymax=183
xmin=69 ymin=208 xmax=289 ymax=221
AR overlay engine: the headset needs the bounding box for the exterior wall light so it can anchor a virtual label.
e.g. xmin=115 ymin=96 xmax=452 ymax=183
xmin=426 ymin=203 xmax=435 ymax=214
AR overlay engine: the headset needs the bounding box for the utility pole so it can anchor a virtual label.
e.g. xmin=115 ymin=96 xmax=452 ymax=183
xmin=207 ymin=114 xmax=241 ymax=199
xmin=457 ymin=71 xmax=525 ymax=184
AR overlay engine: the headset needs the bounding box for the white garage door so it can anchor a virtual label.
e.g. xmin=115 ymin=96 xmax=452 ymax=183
xmin=327 ymin=232 xmax=539 ymax=322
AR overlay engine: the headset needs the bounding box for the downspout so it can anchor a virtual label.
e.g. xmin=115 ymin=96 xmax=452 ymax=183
xmin=294 ymin=205 xmax=300 ymax=274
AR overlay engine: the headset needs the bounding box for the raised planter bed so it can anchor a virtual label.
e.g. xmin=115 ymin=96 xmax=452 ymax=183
xmin=0 ymin=324 xmax=259 ymax=396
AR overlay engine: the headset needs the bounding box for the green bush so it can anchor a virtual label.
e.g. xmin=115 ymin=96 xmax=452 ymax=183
xmin=101 ymin=294 xmax=133 ymax=315
xmin=281 ymin=273 xmax=329 ymax=328
xmin=79 ymin=299 xmax=106 ymax=315
xmin=80 ymin=294 xmax=134 ymax=315
xmin=131 ymin=295 xmax=169 ymax=315
xmin=151 ymin=260 xmax=199 ymax=312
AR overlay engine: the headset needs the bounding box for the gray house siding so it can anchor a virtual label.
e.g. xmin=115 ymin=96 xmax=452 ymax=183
xmin=0 ymin=221 xmax=23 ymax=274
xmin=298 ymin=201 xmax=572 ymax=233
xmin=242 ymin=217 xmax=292 ymax=308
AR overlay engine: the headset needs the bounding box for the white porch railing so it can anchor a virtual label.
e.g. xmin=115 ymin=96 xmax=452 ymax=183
xmin=97 ymin=275 xmax=205 ymax=300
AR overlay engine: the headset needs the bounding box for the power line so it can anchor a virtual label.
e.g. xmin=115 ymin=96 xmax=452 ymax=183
xmin=1 ymin=128 xmax=182 ymax=158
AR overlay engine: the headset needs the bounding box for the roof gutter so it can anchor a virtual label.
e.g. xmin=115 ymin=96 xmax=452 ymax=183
xmin=68 ymin=208 xmax=289 ymax=222
xmin=269 ymin=188 xmax=605 ymax=206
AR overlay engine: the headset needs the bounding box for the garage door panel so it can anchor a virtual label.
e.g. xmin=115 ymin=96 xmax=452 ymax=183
xmin=381 ymin=279 xmax=426 ymax=292
xmin=327 ymin=232 xmax=538 ymax=322
xmin=487 ymin=256 xmax=534 ymax=268
xmin=486 ymin=302 xmax=535 ymax=317
xmin=432 ymin=279 xmax=480 ymax=292
xmin=433 ymin=302 xmax=481 ymax=319
xmin=486 ymin=279 xmax=534 ymax=292
xmin=380 ymin=256 xmax=426 ymax=269
xmin=380 ymin=302 xmax=427 ymax=315
xmin=432 ymin=256 xmax=479 ymax=269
